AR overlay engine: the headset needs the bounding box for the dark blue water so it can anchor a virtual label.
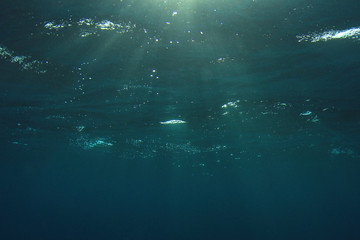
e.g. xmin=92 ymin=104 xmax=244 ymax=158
xmin=1 ymin=1 xmax=360 ymax=239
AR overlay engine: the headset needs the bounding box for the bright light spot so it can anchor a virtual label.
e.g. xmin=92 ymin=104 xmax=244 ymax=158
xmin=0 ymin=45 xmax=46 ymax=73
xmin=44 ymin=22 xmax=65 ymax=29
xmin=96 ymin=20 xmax=116 ymax=30
xmin=160 ymin=120 xmax=187 ymax=125
xmin=300 ymin=111 xmax=312 ymax=116
xmin=43 ymin=18 xmax=136 ymax=38
xmin=297 ymin=26 xmax=360 ymax=42
xmin=222 ymin=100 xmax=239 ymax=108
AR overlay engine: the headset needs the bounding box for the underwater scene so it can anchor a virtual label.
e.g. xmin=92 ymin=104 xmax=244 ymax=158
xmin=1 ymin=0 xmax=360 ymax=239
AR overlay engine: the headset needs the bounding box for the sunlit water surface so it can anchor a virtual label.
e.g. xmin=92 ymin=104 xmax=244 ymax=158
xmin=1 ymin=1 xmax=360 ymax=239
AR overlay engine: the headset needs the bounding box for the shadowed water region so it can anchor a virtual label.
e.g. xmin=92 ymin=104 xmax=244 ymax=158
xmin=1 ymin=0 xmax=360 ymax=239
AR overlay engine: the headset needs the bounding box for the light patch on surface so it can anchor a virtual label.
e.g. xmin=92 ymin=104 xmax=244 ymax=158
xmin=76 ymin=126 xmax=85 ymax=132
xmin=221 ymin=100 xmax=240 ymax=108
xmin=160 ymin=119 xmax=187 ymax=124
xmin=299 ymin=110 xmax=320 ymax=123
xmin=221 ymin=100 xmax=240 ymax=115
xmin=0 ymin=45 xmax=47 ymax=74
xmin=12 ymin=141 xmax=28 ymax=146
xmin=44 ymin=22 xmax=67 ymax=30
xmin=297 ymin=27 xmax=360 ymax=42
xmin=96 ymin=20 xmax=124 ymax=30
xmin=74 ymin=136 xmax=114 ymax=150
xmin=43 ymin=18 xmax=135 ymax=37
xmin=299 ymin=110 xmax=312 ymax=116
xmin=330 ymin=147 xmax=355 ymax=157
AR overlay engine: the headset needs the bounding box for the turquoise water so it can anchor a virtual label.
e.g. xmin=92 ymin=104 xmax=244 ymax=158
xmin=1 ymin=1 xmax=360 ymax=239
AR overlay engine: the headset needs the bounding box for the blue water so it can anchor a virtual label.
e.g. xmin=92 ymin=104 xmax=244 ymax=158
xmin=1 ymin=1 xmax=360 ymax=239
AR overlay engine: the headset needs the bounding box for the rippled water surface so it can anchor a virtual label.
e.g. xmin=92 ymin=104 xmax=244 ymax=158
xmin=1 ymin=1 xmax=360 ymax=239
